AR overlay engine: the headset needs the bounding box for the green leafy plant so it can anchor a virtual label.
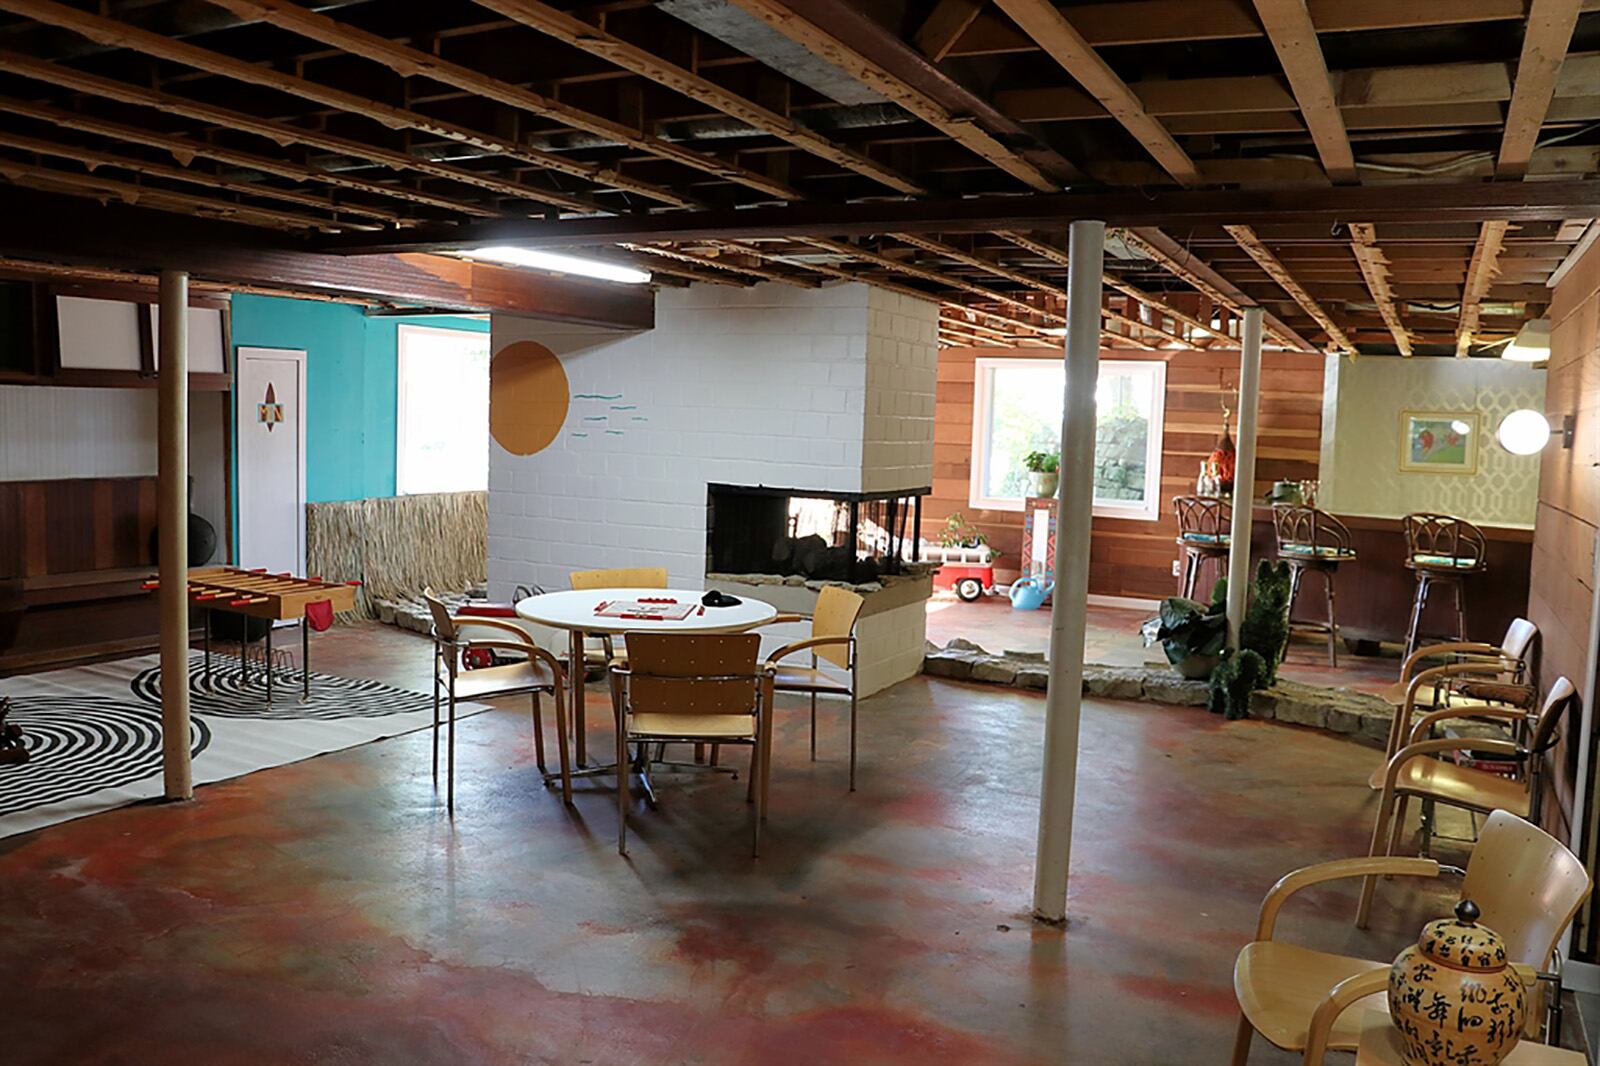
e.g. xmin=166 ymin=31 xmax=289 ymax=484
xmin=1208 ymin=648 xmax=1269 ymax=720
xmin=1142 ymin=581 xmax=1227 ymax=670
xmin=1239 ymin=559 xmax=1292 ymax=684
xmin=1022 ymin=450 xmax=1060 ymax=474
xmin=937 ymin=512 xmax=990 ymax=551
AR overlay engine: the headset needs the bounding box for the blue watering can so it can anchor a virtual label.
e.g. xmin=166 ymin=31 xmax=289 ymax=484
xmin=1009 ymin=574 xmax=1054 ymax=611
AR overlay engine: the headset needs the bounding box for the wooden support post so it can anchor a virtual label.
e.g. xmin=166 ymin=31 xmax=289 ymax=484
xmin=158 ymin=268 xmax=192 ymax=801
xmin=1225 ymin=308 xmax=1264 ymax=647
xmin=1031 ymin=219 xmax=1103 ymax=924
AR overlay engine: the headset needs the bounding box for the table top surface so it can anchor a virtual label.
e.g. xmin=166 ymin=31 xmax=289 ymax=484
xmin=1355 ymin=1011 xmax=1586 ymax=1065
xmin=515 ymin=588 xmax=778 ymax=635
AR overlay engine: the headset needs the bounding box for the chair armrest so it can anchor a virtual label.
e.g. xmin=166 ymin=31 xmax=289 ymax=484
xmin=452 ymin=616 xmax=536 ymax=645
xmin=1407 ymin=705 xmax=1533 ymax=745
xmin=1402 ymin=662 xmax=1507 ymax=714
xmin=1381 ymin=737 xmax=1523 ymax=792
xmin=766 ymin=635 xmax=851 ymax=663
xmin=461 ymin=638 xmax=566 ymax=682
xmin=1256 ymin=856 xmax=1441 ymax=940
xmin=1398 ymin=641 xmax=1502 ymax=683
xmin=1302 ymin=968 xmax=1391 ymax=1066
xmin=745 ymin=613 xmax=809 ymax=629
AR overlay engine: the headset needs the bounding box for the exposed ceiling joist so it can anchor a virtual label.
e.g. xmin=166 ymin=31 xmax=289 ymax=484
xmin=1225 ymin=224 xmax=1356 ymax=352
xmin=1347 ymin=223 xmax=1413 ymax=355
xmin=991 ymin=0 xmax=1199 ymax=185
xmin=1457 ymin=220 xmax=1508 ymax=356
xmin=1250 ymin=0 xmax=1358 ymax=183
xmin=436 ymin=0 xmax=926 ymax=195
xmin=723 ymin=0 xmax=1072 ymax=191
xmin=1498 ymin=0 xmax=1585 ymax=177
xmin=2 ymin=0 xmax=709 ymax=209
xmin=914 ymin=0 xmax=984 ymax=62
xmin=620 ymin=242 xmax=820 ymax=287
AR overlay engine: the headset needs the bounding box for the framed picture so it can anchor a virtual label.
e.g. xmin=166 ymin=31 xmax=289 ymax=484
xmin=1399 ymin=410 xmax=1480 ymax=474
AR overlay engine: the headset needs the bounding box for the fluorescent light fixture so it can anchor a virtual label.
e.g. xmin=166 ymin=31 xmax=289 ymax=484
xmin=1502 ymin=318 xmax=1551 ymax=362
xmin=1496 ymin=409 xmax=1552 ymax=455
xmin=461 ymin=246 xmax=651 ymax=284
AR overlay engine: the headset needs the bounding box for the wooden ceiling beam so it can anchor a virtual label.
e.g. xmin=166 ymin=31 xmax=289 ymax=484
xmin=1347 ymin=223 xmax=1413 ymax=355
xmin=1457 ymin=220 xmax=1509 ymax=356
xmin=465 ymin=0 xmax=922 ymax=195
xmin=991 ymin=0 xmax=1199 ymax=185
xmin=618 ymin=243 xmax=819 ymax=287
xmin=1224 ymin=224 xmax=1357 ymax=352
xmin=193 ymin=0 xmax=794 ymax=203
xmin=1250 ymin=0 xmax=1358 ymax=184
xmin=1 ymin=0 xmax=695 ymax=209
xmin=0 ymin=128 xmax=393 ymax=226
xmin=0 ymin=50 xmax=563 ymax=218
xmin=723 ymin=0 xmax=1073 ymax=192
xmin=914 ymin=0 xmax=985 ymax=62
xmin=1498 ymin=0 xmax=1585 ymax=176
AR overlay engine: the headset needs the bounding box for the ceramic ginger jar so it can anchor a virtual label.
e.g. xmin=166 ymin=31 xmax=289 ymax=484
xmin=1388 ymin=899 xmax=1526 ymax=1066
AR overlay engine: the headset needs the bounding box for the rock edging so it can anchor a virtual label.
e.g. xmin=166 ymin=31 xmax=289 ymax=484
xmin=923 ymin=640 xmax=1394 ymax=745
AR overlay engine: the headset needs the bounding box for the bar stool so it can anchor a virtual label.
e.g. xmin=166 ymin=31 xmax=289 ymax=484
xmin=1174 ymin=495 xmax=1231 ymax=600
xmin=1272 ymin=504 xmax=1356 ymax=667
xmin=1402 ymin=513 xmax=1488 ymax=661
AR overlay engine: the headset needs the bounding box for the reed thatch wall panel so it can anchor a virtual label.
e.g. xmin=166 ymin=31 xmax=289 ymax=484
xmin=307 ymin=491 xmax=486 ymax=619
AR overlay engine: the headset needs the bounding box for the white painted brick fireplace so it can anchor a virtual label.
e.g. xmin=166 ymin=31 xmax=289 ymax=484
xmin=487 ymin=281 xmax=938 ymax=695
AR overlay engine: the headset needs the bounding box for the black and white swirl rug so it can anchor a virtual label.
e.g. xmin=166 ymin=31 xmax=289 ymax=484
xmin=0 ymin=651 xmax=488 ymax=838
xmin=0 ymin=696 xmax=210 ymax=818
xmin=130 ymin=652 xmax=439 ymax=720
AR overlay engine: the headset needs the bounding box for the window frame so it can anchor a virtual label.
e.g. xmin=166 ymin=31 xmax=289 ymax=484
xmin=395 ymin=323 xmax=491 ymax=497
xmin=967 ymin=355 xmax=1167 ymax=521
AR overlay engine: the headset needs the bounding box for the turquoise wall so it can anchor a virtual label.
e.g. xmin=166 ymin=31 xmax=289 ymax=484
xmin=229 ymin=295 xmax=489 ymax=503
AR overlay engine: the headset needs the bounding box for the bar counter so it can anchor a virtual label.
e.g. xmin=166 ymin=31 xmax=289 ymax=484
xmin=1243 ymin=507 xmax=1532 ymax=649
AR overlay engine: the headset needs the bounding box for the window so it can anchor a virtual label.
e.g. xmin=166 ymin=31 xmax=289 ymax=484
xmin=969 ymin=357 xmax=1166 ymax=520
xmin=396 ymin=324 xmax=490 ymax=495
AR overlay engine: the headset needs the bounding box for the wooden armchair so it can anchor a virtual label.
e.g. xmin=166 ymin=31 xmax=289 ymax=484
xmin=569 ymin=566 xmax=668 ymax=670
xmin=760 ymin=586 xmax=865 ymax=788
xmin=1233 ymin=810 xmax=1590 ymax=1065
xmin=1357 ymin=678 xmax=1581 ymax=928
xmin=608 ymin=632 xmax=775 ymax=857
xmin=424 ymin=591 xmax=571 ymax=810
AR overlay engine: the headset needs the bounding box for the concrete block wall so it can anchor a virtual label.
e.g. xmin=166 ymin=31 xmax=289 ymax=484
xmin=862 ymin=289 xmax=939 ymax=495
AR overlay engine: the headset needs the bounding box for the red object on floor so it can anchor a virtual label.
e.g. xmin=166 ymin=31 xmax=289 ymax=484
xmin=305 ymin=600 xmax=334 ymax=632
xmin=456 ymin=604 xmax=517 ymax=618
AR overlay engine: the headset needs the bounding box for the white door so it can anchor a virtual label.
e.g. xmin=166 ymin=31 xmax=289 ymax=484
xmin=236 ymin=347 xmax=306 ymax=576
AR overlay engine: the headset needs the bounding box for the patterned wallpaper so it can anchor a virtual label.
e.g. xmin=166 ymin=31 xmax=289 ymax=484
xmin=1319 ymin=355 xmax=1546 ymax=528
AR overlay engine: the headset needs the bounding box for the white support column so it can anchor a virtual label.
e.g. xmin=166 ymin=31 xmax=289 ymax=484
xmin=158 ymin=269 xmax=192 ymax=801
xmin=1031 ymin=219 xmax=1104 ymax=923
xmin=1225 ymin=308 xmax=1265 ymax=646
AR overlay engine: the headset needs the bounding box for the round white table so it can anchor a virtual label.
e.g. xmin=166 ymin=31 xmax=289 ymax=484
xmin=515 ymin=587 xmax=778 ymax=770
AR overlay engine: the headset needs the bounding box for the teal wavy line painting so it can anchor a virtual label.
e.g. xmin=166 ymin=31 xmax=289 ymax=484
xmin=605 ymin=430 xmax=625 ymax=436
xmin=631 ymin=416 xmax=649 ymax=422
xmin=582 ymin=416 xmax=607 ymax=422
xmin=570 ymin=432 xmax=589 ymax=438
xmin=609 ymin=404 xmax=637 ymax=410
xmin=574 ymin=393 xmax=623 ymax=400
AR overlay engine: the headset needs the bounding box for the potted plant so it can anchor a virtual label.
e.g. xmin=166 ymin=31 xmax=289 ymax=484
xmin=1023 ymin=450 xmax=1060 ymax=497
xmin=938 ymin=511 xmax=988 ymax=550
xmin=1142 ymin=584 xmax=1227 ymax=679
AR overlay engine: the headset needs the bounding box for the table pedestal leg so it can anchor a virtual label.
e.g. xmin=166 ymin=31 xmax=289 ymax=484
xmin=570 ymin=628 xmax=587 ymax=767
xmin=239 ymin=624 xmax=248 ymax=684
xmin=301 ymin=619 xmax=310 ymax=702
xmin=203 ymin=609 xmax=211 ymax=691
xmin=265 ymin=623 xmax=274 ymax=706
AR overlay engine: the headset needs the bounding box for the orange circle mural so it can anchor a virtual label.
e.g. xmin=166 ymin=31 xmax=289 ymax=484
xmin=490 ymin=340 xmax=570 ymax=456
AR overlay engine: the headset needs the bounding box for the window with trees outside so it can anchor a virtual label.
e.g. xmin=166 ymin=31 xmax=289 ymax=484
xmin=395 ymin=324 xmax=491 ymax=496
xmin=969 ymin=357 xmax=1167 ymax=520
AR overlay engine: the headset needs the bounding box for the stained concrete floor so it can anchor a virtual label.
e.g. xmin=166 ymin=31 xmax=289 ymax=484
xmin=926 ymin=593 xmax=1403 ymax=695
xmin=0 ymin=623 xmax=1464 ymax=1065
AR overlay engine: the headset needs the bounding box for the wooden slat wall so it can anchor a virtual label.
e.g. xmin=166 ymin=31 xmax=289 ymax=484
xmin=929 ymin=346 xmax=1324 ymax=598
xmin=1533 ymin=239 xmax=1600 ymax=860
xmin=0 ymin=476 xmax=157 ymax=579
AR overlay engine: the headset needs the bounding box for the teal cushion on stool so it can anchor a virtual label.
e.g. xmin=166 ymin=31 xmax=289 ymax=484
xmin=1280 ymin=543 xmax=1357 ymax=560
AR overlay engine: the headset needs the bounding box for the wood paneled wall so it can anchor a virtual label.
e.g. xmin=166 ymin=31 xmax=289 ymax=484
xmin=1534 ymin=240 xmax=1600 ymax=858
xmin=929 ymin=346 xmax=1324 ymax=598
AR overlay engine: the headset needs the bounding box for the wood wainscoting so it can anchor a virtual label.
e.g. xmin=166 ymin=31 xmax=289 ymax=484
xmin=929 ymin=346 xmax=1324 ymax=599
xmin=0 ymin=476 xmax=163 ymax=673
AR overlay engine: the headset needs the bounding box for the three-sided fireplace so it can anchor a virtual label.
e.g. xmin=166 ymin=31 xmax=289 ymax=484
xmin=706 ymin=483 xmax=929 ymax=585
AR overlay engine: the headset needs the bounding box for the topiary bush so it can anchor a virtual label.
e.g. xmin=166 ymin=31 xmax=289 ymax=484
xmin=1207 ymin=648 xmax=1269 ymax=720
xmin=1239 ymin=559 xmax=1292 ymax=684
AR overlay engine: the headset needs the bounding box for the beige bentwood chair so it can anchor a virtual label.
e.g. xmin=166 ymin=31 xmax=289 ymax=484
xmin=1356 ymin=677 xmax=1581 ymax=928
xmin=1232 ymin=810 xmax=1591 ymax=1065
xmin=424 ymin=591 xmax=571 ymax=810
xmin=759 ymin=585 xmax=866 ymax=789
xmin=569 ymin=566 xmax=669 ymax=670
xmin=608 ymin=633 xmax=775 ymax=856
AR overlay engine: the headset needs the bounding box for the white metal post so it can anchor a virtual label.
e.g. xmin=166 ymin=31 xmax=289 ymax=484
xmin=1225 ymin=308 xmax=1265 ymax=646
xmin=158 ymin=269 xmax=193 ymax=800
xmin=1031 ymin=219 xmax=1104 ymax=923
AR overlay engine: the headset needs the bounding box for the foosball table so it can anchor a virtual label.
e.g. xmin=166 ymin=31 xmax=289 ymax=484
xmin=143 ymin=567 xmax=359 ymax=705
